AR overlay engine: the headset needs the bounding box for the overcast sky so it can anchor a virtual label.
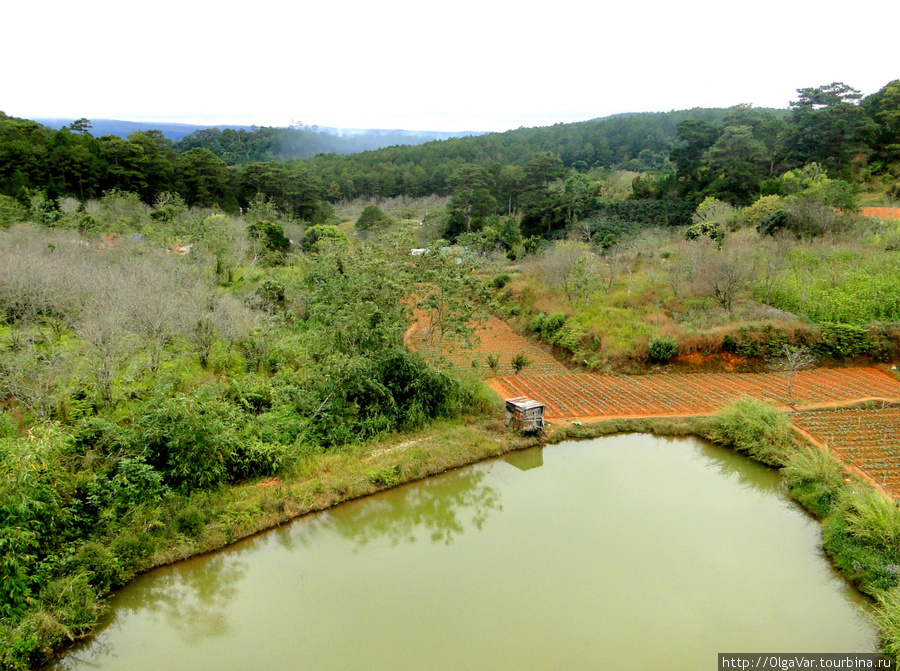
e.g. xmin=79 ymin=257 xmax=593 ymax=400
xmin=4 ymin=0 xmax=898 ymax=133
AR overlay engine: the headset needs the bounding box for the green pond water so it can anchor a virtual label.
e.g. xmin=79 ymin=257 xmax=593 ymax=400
xmin=51 ymin=435 xmax=877 ymax=670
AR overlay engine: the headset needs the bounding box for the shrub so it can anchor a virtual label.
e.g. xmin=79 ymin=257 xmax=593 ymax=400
xmin=704 ymin=398 xmax=794 ymax=467
xmin=527 ymin=312 xmax=546 ymax=334
xmin=543 ymin=312 xmax=566 ymax=336
xmin=369 ymin=464 xmax=402 ymax=488
xmin=648 ymin=336 xmax=678 ymax=364
xmin=840 ymin=488 xmax=900 ymax=553
xmin=68 ymin=542 xmax=122 ymax=593
xmin=174 ymin=507 xmax=206 ymax=537
xmin=355 ymin=205 xmax=392 ymax=231
xmin=301 ymin=224 xmax=347 ymax=252
xmin=816 ymin=323 xmax=872 ymax=359
xmin=491 ymin=274 xmax=512 ymax=289
xmin=511 ymin=352 xmax=532 ymax=374
xmin=137 ymin=387 xmax=241 ymax=493
xmin=782 ymin=446 xmax=847 ymax=517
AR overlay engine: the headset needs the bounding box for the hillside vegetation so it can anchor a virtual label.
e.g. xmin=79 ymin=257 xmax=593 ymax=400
xmin=2 ymin=77 xmax=900 ymax=667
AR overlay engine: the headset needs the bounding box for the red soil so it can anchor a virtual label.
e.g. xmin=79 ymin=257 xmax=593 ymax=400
xmin=790 ymin=406 xmax=900 ymax=497
xmin=861 ymin=207 xmax=900 ymax=220
xmin=407 ymin=315 xmax=567 ymax=377
xmin=489 ymin=368 xmax=900 ymax=421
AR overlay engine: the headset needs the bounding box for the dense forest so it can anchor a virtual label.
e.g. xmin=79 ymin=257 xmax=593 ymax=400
xmin=2 ymin=80 xmax=898 ymax=240
xmin=1 ymin=78 xmax=900 ymax=668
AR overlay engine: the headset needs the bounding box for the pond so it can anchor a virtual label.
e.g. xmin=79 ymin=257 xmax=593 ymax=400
xmin=52 ymin=434 xmax=877 ymax=670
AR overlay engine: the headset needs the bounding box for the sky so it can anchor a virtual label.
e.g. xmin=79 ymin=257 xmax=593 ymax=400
xmin=3 ymin=0 xmax=898 ymax=133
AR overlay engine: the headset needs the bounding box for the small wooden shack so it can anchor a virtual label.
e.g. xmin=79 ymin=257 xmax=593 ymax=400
xmin=504 ymin=396 xmax=545 ymax=433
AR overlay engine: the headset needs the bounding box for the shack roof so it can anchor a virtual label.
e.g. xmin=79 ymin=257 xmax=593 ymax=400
xmin=505 ymin=396 xmax=545 ymax=410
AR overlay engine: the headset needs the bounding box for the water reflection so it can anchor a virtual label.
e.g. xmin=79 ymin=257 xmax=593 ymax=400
xmin=694 ymin=439 xmax=784 ymax=496
xmin=502 ymin=447 xmax=544 ymax=471
xmin=55 ymin=555 xmax=247 ymax=669
xmin=125 ymin=555 xmax=246 ymax=645
xmin=326 ymin=466 xmax=501 ymax=548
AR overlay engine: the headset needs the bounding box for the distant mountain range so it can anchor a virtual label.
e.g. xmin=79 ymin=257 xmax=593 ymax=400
xmin=31 ymin=118 xmax=487 ymax=144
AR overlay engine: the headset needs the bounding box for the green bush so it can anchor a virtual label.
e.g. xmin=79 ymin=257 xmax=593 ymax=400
xmin=816 ymin=323 xmax=872 ymax=359
xmin=301 ymin=224 xmax=347 ymax=252
xmin=355 ymin=205 xmax=392 ymax=231
xmin=704 ymin=398 xmax=794 ymax=467
xmin=782 ymin=446 xmax=847 ymax=517
xmin=874 ymin=589 xmax=900 ymax=659
xmin=138 ymin=387 xmax=241 ymax=493
xmin=491 ymin=274 xmax=512 ymax=289
xmin=68 ymin=542 xmax=122 ymax=593
xmin=840 ymin=488 xmax=900 ymax=553
xmin=175 ymin=507 xmax=206 ymax=537
xmin=527 ymin=312 xmax=546 ymax=334
xmin=648 ymin=336 xmax=678 ymax=364
xmin=369 ymin=464 xmax=403 ymax=488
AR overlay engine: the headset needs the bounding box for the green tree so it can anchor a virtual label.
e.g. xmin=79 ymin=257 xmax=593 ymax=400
xmin=174 ymin=148 xmax=233 ymax=208
xmin=563 ymin=173 xmax=595 ymax=225
xmin=702 ymin=125 xmax=769 ymax=205
xmin=862 ymin=79 xmax=900 ymax=168
xmin=785 ymin=82 xmax=877 ymax=178
xmin=670 ymin=119 xmax=720 ymax=197
xmin=446 ymin=164 xmax=497 ymax=236
xmin=355 ymin=204 xmax=392 ymax=231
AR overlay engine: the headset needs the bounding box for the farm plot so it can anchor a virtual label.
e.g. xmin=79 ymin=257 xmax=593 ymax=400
xmin=790 ymin=406 xmax=900 ymax=496
xmin=489 ymin=368 xmax=900 ymax=420
xmin=407 ymin=315 xmax=567 ymax=376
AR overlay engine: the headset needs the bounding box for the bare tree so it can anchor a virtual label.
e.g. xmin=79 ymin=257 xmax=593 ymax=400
xmin=779 ymin=344 xmax=817 ymax=406
xmin=693 ymin=234 xmax=757 ymax=312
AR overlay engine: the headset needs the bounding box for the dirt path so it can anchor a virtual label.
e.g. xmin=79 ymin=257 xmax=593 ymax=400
xmin=407 ymin=315 xmax=567 ymax=376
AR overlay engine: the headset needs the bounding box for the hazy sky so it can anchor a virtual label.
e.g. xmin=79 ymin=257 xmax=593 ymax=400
xmin=4 ymin=0 xmax=898 ymax=132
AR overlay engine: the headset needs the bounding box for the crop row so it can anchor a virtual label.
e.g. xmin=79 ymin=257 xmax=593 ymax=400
xmin=493 ymin=369 xmax=900 ymax=419
xmin=790 ymin=407 xmax=900 ymax=496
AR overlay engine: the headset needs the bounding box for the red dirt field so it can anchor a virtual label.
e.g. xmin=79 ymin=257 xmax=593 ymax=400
xmin=861 ymin=206 xmax=900 ymax=220
xmin=790 ymin=406 xmax=900 ymax=496
xmin=410 ymin=311 xmax=900 ymax=496
xmin=407 ymin=315 xmax=567 ymax=377
xmin=489 ymin=368 xmax=900 ymax=420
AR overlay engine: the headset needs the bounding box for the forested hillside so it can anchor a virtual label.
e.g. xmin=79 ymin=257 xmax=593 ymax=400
xmin=3 ymin=80 xmax=898 ymax=238
xmin=2 ymin=78 xmax=900 ymax=668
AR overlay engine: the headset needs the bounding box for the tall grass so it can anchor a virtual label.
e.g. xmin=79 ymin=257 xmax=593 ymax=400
xmin=701 ymin=397 xmax=794 ymax=466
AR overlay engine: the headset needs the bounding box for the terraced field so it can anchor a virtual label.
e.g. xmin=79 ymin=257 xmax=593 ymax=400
xmin=490 ymin=368 xmax=900 ymax=420
xmin=791 ymin=406 xmax=900 ymax=496
xmin=410 ymin=310 xmax=900 ymax=495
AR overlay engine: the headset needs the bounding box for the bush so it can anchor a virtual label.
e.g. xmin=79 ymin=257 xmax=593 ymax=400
xmin=355 ymin=205 xmax=392 ymax=231
xmin=174 ymin=507 xmax=206 ymax=537
xmin=67 ymin=542 xmax=122 ymax=593
xmin=511 ymin=352 xmax=532 ymax=374
xmin=704 ymin=398 xmax=794 ymax=467
xmin=648 ymin=336 xmax=678 ymax=364
xmin=137 ymin=388 xmax=241 ymax=493
xmin=527 ymin=312 xmax=546 ymax=334
xmin=840 ymin=488 xmax=900 ymax=553
xmin=301 ymin=224 xmax=347 ymax=252
xmin=782 ymin=446 xmax=847 ymax=517
xmin=491 ymin=274 xmax=512 ymax=289
xmin=816 ymin=323 xmax=872 ymax=359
